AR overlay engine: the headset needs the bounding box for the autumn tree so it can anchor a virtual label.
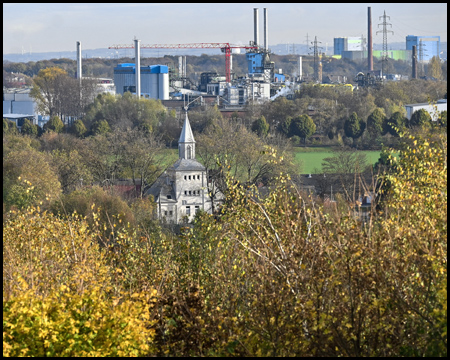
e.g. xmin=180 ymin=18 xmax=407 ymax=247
xmin=3 ymin=206 xmax=156 ymax=356
xmin=30 ymin=67 xmax=68 ymax=118
xmin=427 ymin=56 xmax=443 ymax=80
xmin=30 ymin=66 xmax=97 ymax=122
xmin=3 ymin=147 xmax=61 ymax=210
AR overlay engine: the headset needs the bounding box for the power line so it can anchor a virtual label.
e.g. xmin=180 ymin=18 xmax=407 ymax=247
xmin=377 ymin=10 xmax=393 ymax=76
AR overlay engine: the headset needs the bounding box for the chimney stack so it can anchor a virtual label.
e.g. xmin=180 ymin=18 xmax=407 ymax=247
xmin=264 ymin=8 xmax=268 ymax=51
xmin=134 ymin=38 xmax=141 ymax=98
xmin=368 ymin=7 xmax=373 ymax=71
xmin=254 ymin=8 xmax=259 ymax=47
xmin=76 ymin=41 xmax=82 ymax=84
xmin=412 ymin=45 xmax=418 ymax=79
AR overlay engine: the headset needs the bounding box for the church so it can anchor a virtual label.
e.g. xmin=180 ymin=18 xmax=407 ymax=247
xmin=144 ymin=112 xmax=222 ymax=223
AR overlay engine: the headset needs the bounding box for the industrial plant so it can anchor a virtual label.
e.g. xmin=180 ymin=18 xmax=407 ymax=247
xmin=107 ymin=8 xmax=298 ymax=109
xmin=4 ymin=6 xmax=446 ymax=126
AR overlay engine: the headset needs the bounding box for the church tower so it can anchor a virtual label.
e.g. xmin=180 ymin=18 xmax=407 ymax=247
xmin=178 ymin=112 xmax=196 ymax=160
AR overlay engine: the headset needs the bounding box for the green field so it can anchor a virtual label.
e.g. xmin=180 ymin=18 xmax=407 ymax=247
xmin=166 ymin=147 xmax=385 ymax=175
xmin=293 ymin=148 xmax=383 ymax=174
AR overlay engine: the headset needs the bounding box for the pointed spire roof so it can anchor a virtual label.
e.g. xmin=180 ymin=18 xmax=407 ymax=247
xmin=178 ymin=112 xmax=195 ymax=143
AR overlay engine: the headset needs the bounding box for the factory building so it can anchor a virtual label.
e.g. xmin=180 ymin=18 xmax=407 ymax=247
xmin=3 ymin=88 xmax=46 ymax=127
xmin=404 ymin=99 xmax=447 ymax=122
xmin=334 ymin=37 xmax=365 ymax=55
xmin=114 ymin=63 xmax=169 ymax=100
xmin=406 ymin=35 xmax=440 ymax=62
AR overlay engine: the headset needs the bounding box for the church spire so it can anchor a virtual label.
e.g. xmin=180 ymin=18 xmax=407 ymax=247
xmin=178 ymin=112 xmax=196 ymax=159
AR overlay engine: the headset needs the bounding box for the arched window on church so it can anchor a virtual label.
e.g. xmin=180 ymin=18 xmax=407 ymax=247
xmin=187 ymin=145 xmax=192 ymax=159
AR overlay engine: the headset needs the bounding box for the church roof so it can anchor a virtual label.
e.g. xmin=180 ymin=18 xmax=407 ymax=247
xmin=169 ymin=158 xmax=206 ymax=171
xmin=144 ymin=173 xmax=176 ymax=202
xmin=178 ymin=112 xmax=195 ymax=143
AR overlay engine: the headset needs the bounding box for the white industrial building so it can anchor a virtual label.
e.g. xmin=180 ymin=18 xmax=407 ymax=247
xmin=404 ymin=99 xmax=447 ymax=122
xmin=144 ymin=112 xmax=222 ymax=223
xmin=114 ymin=63 xmax=169 ymax=100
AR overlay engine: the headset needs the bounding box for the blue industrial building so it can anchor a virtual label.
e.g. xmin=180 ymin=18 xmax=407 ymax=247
xmin=114 ymin=63 xmax=169 ymax=99
xmin=406 ymin=35 xmax=440 ymax=62
xmin=246 ymin=53 xmax=264 ymax=74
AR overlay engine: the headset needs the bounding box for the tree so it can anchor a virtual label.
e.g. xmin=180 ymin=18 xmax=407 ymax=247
xmin=30 ymin=67 xmax=97 ymax=122
xmin=251 ymin=115 xmax=269 ymax=137
xmin=113 ymin=128 xmax=165 ymax=198
xmin=44 ymin=115 xmax=64 ymax=133
xmin=91 ymin=119 xmax=110 ymax=135
xmin=3 ymin=208 xmax=156 ymax=357
xmin=83 ymin=92 xmax=167 ymax=132
xmin=3 ymin=148 xmax=62 ymax=210
xmin=3 ymin=118 xmax=18 ymax=135
xmin=438 ymin=110 xmax=447 ymax=129
xmin=71 ymin=119 xmax=87 ymax=138
xmin=344 ymin=112 xmax=366 ymax=143
xmin=30 ymin=67 xmax=68 ymax=118
xmin=384 ymin=111 xmax=406 ymax=137
xmin=51 ymin=149 xmax=93 ymax=194
xmin=366 ymin=108 xmax=386 ymax=138
xmin=289 ymin=114 xmax=316 ymax=146
xmin=277 ymin=116 xmax=292 ymax=136
xmin=427 ymin=56 xmax=443 ymax=80
xmin=20 ymin=118 xmax=38 ymax=136
xmin=409 ymin=108 xmax=432 ymax=129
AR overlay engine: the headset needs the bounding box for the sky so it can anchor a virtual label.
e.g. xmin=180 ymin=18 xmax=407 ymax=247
xmin=3 ymin=3 xmax=447 ymax=55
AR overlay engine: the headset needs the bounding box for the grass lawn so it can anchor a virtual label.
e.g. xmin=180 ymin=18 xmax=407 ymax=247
xmin=164 ymin=147 xmax=388 ymax=176
xmin=293 ymin=148 xmax=384 ymax=174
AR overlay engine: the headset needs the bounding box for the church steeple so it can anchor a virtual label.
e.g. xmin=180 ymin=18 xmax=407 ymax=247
xmin=178 ymin=112 xmax=196 ymax=159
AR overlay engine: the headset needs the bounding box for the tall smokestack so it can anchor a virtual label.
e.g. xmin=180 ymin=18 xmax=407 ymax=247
xmin=134 ymin=38 xmax=140 ymax=98
xmin=368 ymin=7 xmax=373 ymax=71
xmin=254 ymin=8 xmax=259 ymax=47
xmin=264 ymin=8 xmax=268 ymax=51
xmin=76 ymin=41 xmax=82 ymax=84
xmin=298 ymin=56 xmax=302 ymax=81
xmin=412 ymin=45 xmax=417 ymax=79
xmin=178 ymin=56 xmax=183 ymax=77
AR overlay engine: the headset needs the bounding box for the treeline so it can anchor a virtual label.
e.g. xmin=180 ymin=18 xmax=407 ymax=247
xmin=3 ymin=125 xmax=447 ymax=356
xmin=14 ymin=65 xmax=447 ymax=152
xmin=4 ymin=53 xmax=447 ymax=83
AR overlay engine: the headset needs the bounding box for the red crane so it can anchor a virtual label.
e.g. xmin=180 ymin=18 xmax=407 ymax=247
xmin=108 ymin=43 xmax=258 ymax=83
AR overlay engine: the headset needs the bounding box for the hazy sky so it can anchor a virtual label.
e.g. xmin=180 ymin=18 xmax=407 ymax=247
xmin=3 ymin=3 xmax=447 ymax=54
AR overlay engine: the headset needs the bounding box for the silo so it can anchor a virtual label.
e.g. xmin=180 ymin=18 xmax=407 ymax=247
xmin=158 ymin=72 xmax=169 ymax=100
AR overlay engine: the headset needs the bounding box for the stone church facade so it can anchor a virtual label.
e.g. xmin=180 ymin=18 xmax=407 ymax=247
xmin=144 ymin=112 xmax=221 ymax=223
